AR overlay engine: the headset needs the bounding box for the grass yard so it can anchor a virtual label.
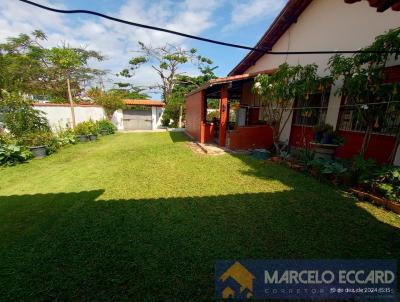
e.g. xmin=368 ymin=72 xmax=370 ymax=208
xmin=0 ymin=132 xmax=399 ymax=301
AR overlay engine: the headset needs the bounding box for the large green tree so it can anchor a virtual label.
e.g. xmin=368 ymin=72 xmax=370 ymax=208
xmin=125 ymin=43 xmax=215 ymax=104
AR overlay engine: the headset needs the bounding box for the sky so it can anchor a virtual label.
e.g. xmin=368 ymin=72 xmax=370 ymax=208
xmin=0 ymin=0 xmax=287 ymax=99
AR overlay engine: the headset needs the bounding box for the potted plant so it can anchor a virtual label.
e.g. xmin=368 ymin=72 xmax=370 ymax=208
xmin=321 ymin=124 xmax=334 ymax=144
xmin=88 ymin=121 xmax=99 ymax=141
xmin=312 ymin=123 xmax=325 ymax=143
xmin=20 ymin=131 xmax=53 ymax=159
xmin=74 ymin=122 xmax=90 ymax=142
xmin=310 ymin=124 xmax=343 ymax=160
xmin=96 ymin=119 xmax=116 ymax=135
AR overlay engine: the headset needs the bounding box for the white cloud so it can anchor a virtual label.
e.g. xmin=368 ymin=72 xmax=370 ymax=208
xmin=0 ymin=0 xmax=223 ymax=98
xmin=224 ymin=0 xmax=286 ymax=31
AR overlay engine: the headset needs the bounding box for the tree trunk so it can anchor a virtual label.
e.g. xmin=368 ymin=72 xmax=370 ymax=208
xmin=389 ymin=125 xmax=400 ymax=164
xmin=360 ymin=123 xmax=372 ymax=156
xmin=67 ymin=78 xmax=76 ymax=128
xmin=178 ymin=105 xmax=183 ymax=128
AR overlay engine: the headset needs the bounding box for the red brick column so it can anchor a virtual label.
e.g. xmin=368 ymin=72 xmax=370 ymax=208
xmin=219 ymin=86 xmax=228 ymax=146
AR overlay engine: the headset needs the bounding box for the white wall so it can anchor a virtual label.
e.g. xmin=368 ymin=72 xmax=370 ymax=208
xmin=34 ymin=104 xmax=106 ymax=129
xmin=244 ymin=0 xmax=400 ymax=142
xmin=152 ymin=107 xmax=165 ymax=129
xmin=112 ymin=109 xmax=124 ymax=130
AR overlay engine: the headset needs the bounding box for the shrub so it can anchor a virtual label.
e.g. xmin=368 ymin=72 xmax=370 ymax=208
xmin=54 ymin=127 xmax=76 ymax=147
xmin=369 ymin=166 xmax=400 ymax=202
xmin=0 ymin=132 xmax=16 ymax=145
xmin=96 ymin=119 xmax=116 ymax=135
xmin=350 ymin=155 xmax=378 ymax=186
xmin=297 ymin=148 xmax=315 ymax=169
xmin=0 ymin=91 xmax=50 ymax=136
xmin=0 ymin=144 xmax=32 ymax=166
xmin=74 ymin=122 xmax=91 ymax=136
xmin=94 ymin=91 xmax=126 ymax=119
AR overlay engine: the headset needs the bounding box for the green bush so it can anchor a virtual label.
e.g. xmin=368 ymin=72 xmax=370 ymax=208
xmin=350 ymin=155 xmax=378 ymax=185
xmin=0 ymin=91 xmax=50 ymax=137
xmin=74 ymin=121 xmax=96 ymax=136
xmin=0 ymin=144 xmax=32 ymax=166
xmin=96 ymin=119 xmax=116 ymax=135
xmin=54 ymin=128 xmax=76 ymax=147
xmin=0 ymin=132 xmax=16 ymax=145
xmin=369 ymin=166 xmax=400 ymax=202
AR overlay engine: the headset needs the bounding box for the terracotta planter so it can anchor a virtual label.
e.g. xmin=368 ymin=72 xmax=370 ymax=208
xmin=350 ymin=189 xmax=400 ymax=215
xmin=270 ymin=156 xmax=282 ymax=163
xmin=29 ymin=146 xmax=46 ymax=159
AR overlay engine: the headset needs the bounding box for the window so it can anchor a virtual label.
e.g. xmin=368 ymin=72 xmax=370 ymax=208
xmin=292 ymin=92 xmax=329 ymax=126
xmin=337 ymin=93 xmax=400 ymax=135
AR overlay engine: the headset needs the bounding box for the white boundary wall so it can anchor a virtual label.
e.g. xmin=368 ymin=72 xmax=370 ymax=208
xmin=33 ymin=104 xmax=106 ymax=129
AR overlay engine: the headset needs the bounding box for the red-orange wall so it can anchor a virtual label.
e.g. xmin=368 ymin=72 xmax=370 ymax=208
xmin=336 ymin=131 xmax=396 ymax=164
xmin=288 ymin=125 xmax=396 ymax=164
xmin=229 ymin=125 xmax=273 ymax=150
xmin=185 ymin=91 xmax=204 ymax=141
xmin=202 ymin=123 xmax=214 ymax=144
xmin=289 ymin=125 xmax=314 ymax=148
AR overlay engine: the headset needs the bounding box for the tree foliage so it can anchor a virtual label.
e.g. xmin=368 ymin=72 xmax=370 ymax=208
xmin=0 ymin=90 xmax=50 ymax=137
xmin=254 ymin=63 xmax=332 ymax=148
xmin=125 ymin=43 xmax=216 ymax=104
xmin=94 ymin=91 xmax=126 ymax=119
xmin=328 ymin=27 xmax=400 ymax=158
xmin=0 ymin=30 xmax=105 ymax=100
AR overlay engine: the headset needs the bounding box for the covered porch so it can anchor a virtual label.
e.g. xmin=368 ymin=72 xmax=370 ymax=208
xmin=185 ymin=72 xmax=274 ymax=150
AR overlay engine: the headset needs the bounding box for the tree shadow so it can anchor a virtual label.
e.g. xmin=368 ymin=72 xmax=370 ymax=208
xmin=0 ymin=189 xmax=399 ymax=301
xmin=168 ymin=130 xmax=191 ymax=143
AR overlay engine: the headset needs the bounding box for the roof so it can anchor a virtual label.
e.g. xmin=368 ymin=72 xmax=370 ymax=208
xmin=32 ymin=102 xmax=102 ymax=107
xmin=344 ymin=0 xmax=400 ymax=12
xmin=228 ymin=0 xmax=312 ymax=76
xmin=187 ymin=69 xmax=275 ymax=97
xmin=229 ymin=0 xmax=400 ymax=76
xmin=123 ymin=99 xmax=164 ymax=107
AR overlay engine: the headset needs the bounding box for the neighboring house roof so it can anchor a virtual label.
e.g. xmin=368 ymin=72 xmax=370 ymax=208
xmin=32 ymin=102 xmax=102 ymax=107
xmin=123 ymin=99 xmax=164 ymax=107
xmin=187 ymin=69 xmax=275 ymax=96
xmin=228 ymin=0 xmax=312 ymax=76
xmin=228 ymin=0 xmax=400 ymax=76
xmin=345 ymin=0 xmax=400 ymax=12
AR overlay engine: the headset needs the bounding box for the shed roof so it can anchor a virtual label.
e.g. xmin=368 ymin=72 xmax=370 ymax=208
xmin=123 ymin=99 xmax=164 ymax=107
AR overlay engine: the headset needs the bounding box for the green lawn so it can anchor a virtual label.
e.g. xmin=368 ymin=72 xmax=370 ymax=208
xmin=0 ymin=132 xmax=399 ymax=301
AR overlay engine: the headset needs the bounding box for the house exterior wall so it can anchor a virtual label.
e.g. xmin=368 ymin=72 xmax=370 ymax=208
xmin=229 ymin=125 xmax=273 ymax=150
xmin=243 ymin=0 xmax=400 ymax=163
xmin=33 ymin=104 xmax=106 ymax=129
xmin=186 ymin=91 xmax=204 ymax=141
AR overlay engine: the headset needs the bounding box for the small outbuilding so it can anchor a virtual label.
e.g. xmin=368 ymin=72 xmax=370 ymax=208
xmin=112 ymin=99 xmax=164 ymax=131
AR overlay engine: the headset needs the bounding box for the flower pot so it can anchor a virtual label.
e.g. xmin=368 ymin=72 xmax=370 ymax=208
xmin=313 ymin=132 xmax=323 ymax=143
xmin=310 ymin=142 xmax=338 ymax=160
xmin=29 ymin=146 xmax=46 ymax=159
xmin=100 ymin=129 xmax=108 ymax=136
xmin=321 ymin=132 xmax=333 ymax=144
xmin=77 ymin=135 xmax=89 ymax=142
xmin=89 ymin=134 xmax=97 ymax=141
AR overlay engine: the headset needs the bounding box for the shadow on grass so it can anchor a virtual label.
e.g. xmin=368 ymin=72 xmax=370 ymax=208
xmin=168 ymin=130 xmax=191 ymax=143
xmin=0 ymin=189 xmax=399 ymax=301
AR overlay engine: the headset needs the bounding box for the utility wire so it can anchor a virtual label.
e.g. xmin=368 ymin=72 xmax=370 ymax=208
xmin=18 ymin=0 xmax=400 ymax=55
xmin=233 ymin=100 xmax=400 ymax=111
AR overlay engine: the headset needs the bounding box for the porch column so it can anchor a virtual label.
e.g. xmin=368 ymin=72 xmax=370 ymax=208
xmin=219 ymin=85 xmax=228 ymax=146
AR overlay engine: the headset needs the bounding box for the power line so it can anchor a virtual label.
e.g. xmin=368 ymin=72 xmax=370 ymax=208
xmin=18 ymin=0 xmax=400 ymax=55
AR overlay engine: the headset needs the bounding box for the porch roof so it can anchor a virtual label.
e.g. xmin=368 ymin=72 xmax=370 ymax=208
xmin=186 ymin=69 xmax=275 ymax=99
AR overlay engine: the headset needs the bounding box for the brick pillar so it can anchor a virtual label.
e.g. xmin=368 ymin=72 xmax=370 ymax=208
xmin=219 ymin=86 xmax=228 ymax=146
